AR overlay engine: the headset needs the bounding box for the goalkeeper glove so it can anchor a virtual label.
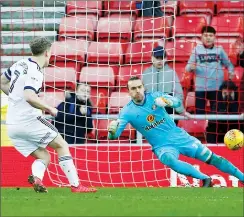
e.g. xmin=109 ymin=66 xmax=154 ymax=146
xmin=154 ymin=97 xmax=173 ymax=107
xmin=108 ymin=120 xmax=119 ymax=135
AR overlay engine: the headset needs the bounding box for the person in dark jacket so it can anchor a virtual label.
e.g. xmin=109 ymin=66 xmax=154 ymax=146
xmin=206 ymin=80 xmax=243 ymax=143
xmin=141 ymin=0 xmax=164 ymax=17
xmin=54 ymin=83 xmax=93 ymax=144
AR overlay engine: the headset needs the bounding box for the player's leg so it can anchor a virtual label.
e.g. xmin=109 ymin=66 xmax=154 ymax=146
xmin=194 ymin=143 xmax=244 ymax=183
xmin=154 ymin=147 xmax=211 ymax=186
xmin=28 ymin=147 xmax=50 ymax=193
xmin=48 ymin=134 xmax=97 ymax=193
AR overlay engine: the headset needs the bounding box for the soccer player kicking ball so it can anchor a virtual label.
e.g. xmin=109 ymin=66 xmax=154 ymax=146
xmin=108 ymin=76 xmax=244 ymax=187
xmin=0 ymin=37 xmax=96 ymax=193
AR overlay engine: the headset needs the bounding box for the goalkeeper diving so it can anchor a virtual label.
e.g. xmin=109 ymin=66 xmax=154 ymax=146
xmin=108 ymin=76 xmax=244 ymax=187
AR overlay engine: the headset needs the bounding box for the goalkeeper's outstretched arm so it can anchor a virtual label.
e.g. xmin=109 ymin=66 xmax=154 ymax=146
xmin=108 ymin=115 xmax=128 ymax=140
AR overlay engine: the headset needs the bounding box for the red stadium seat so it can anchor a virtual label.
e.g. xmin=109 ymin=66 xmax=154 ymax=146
xmin=211 ymin=16 xmax=243 ymax=38
xmin=134 ymin=17 xmax=170 ymax=41
xmin=178 ymin=119 xmax=208 ymax=139
xmin=39 ymin=91 xmax=65 ymax=108
xmin=79 ymin=67 xmax=115 ymax=114
xmin=223 ymin=66 xmax=244 ymax=87
xmin=166 ymin=40 xmax=196 ymax=62
xmin=97 ymin=17 xmax=133 ymax=42
xmin=117 ymin=64 xmax=151 ymax=88
xmin=216 ymin=1 xmax=244 ymax=14
xmin=66 ymin=1 xmax=102 ymax=16
xmin=104 ymin=1 xmax=138 ymax=17
xmin=179 ymin=1 xmax=215 ymax=15
xmin=168 ymin=63 xmax=189 ymax=88
xmin=87 ymin=42 xmax=123 ymax=65
xmin=160 ymin=0 xmax=178 ymax=14
xmin=50 ymin=40 xmax=88 ymax=72
xmin=108 ymin=92 xmax=131 ymax=114
xmin=175 ymin=16 xmax=207 ymax=38
xmin=97 ymin=119 xmax=136 ymax=142
xmin=44 ymin=67 xmax=77 ymax=90
xmin=185 ymin=91 xmax=195 ymax=112
xmin=125 ymin=41 xmax=155 ymax=64
xmin=79 ymin=66 xmax=115 ymax=87
xmin=59 ymin=16 xmax=95 ymax=41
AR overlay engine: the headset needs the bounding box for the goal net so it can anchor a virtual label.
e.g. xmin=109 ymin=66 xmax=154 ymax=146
xmin=1 ymin=0 xmax=243 ymax=188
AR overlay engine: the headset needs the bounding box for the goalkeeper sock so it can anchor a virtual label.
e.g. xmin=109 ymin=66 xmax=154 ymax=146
xmin=32 ymin=159 xmax=47 ymax=181
xmin=59 ymin=155 xmax=80 ymax=187
xmin=160 ymin=153 xmax=209 ymax=180
xmin=209 ymin=154 xmax=244 ymax=182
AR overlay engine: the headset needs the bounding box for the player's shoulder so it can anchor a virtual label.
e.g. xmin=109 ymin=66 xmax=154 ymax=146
xmin=148 ymin=91 xmax=163 ymax=98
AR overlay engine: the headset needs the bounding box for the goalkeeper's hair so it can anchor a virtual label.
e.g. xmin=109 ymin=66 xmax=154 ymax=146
xmin=29 ymin=37 xmax=52 ymax=56
xmin=127 ymin=76 xmax=142 ymax=89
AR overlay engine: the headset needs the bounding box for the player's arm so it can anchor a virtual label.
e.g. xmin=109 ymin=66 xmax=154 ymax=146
xmin=0 ymin=70 xmax=11 ymax=95
xmin=24 ymin=71 xmax=57 ymax=117
xmin=108 ymin=112 xmax=129 ymax=140
xmin=24 ymin=89 xmax=57 ymax=117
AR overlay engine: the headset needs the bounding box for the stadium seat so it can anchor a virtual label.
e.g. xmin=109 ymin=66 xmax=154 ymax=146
xmin=50 ymin=40 xmax=88 ymax=72
xmin=97 ymin=119 xmax=136 ymax=142
xmin=185 ymin=91 xmax=195 ymax=112
xmin=223 ymin=67 xmax=244 ymax=87
xmin=211 ymin=16 xmax=243 ymax=38
xmin=178 ymin=119 xmax=208 ymax=139
xmin=87 ymin=42 xmax=123 ymax=65
xmin=86 ymin=119 xmax=98 ymax=143
xmin=66 ymin=1 xmax=102 ymax=16
xmin=79 ymin=66 xmax=115 ymax=114
xmin=216 ymin=1 xmax=244 ymax=14
xmin=125 ymin=41 xmax=155 ymax=64
xmin=160 ymin=0 xmax=178 ymax=15
xmin=103 ymin=1 xmax=138 ymax=17
xmin=117 ymin=64 xmax=151 ymax=88
xmin=59 ymin=16 xmax=95 ymax=41
xmin=134 ymin=17 xmax=170 ymax=41
xmin=97 ymin=17 xmax=133 ymax=42
xmin=39 ymin=91 xmax=65 ymax=108
xmin=108 ymin=92 xmax=131 ymax=114
xmin=44 ymin=67 xmax=77 ymax=90
xmin=175 ymin=16 xmax=207 ymax=38
xmin=179 ymin=1 xmax=215 ymax=15
xmin=166 ymin=40 xmax=196 ymax=62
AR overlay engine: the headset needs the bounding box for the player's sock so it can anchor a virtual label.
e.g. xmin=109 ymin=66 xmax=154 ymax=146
xmin=31 ymin=159 xmax=47 ymax=181
xmin=59 ymin=155 xmax=80 ymax=187
xmin=161 ymin=153 xmax=209 ymax=180
xmin=208 ymin=153 xmax=244 ymax=182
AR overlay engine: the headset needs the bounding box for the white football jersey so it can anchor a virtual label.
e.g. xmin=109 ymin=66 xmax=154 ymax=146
xmin=5 ymin=58 xmax=43 ymax=125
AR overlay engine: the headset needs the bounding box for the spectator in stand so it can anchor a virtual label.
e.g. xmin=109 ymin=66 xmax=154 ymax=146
xmin=206 ymin=80 xmax=243 ymax=143
xmin=186 ymin=26 xmax=234 ymax=114
xmin=142 ymin=46 xmax=186 ymax=123
xmin=141 ymin=0 xmax=164 ymax=17
xmin=54 ymin=83 xmax=93 ymax=144
xmin=231 ymin=38 xmax=244 ymax=112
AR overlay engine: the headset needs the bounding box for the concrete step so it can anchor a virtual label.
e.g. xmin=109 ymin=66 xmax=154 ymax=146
xmin=1 ymin=7 xmax=65 ymax=19
xmin=2 ymin=31 xmax=57 ymax=44
xmin=1 ymin=18 xmax=61 ymax=31
xmin=1 ymin=44 xmax=32 ymax=56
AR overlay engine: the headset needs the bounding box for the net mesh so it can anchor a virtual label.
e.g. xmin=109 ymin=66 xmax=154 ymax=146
xmin=1 ymin=0 xmax=244 ymax=187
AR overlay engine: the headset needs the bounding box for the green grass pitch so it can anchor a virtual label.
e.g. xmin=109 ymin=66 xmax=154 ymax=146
xmin=1 ymin=187 xmax=243 ymax=216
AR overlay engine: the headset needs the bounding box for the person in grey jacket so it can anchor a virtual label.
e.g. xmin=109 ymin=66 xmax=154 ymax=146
xmin=142 ymin=46 xmax=185 ymax=122
xmin=186 ymin=26 xmax=234 ymax=114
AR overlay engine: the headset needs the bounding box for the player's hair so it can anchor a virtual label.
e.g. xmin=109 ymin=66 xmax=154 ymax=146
xmin=201 ymin=26 xmax=216 ymax=34
xmin=127 ymin=76 xmax=142 ymax=89
xmin=219 ymin=80 xmax=238 ymax=91
xmin=29 ymin=37 xmax=52 ymax=56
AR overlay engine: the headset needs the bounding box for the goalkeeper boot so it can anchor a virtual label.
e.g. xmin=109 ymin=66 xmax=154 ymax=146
xmin=202 ymin=177 xmax=212 ymax=187
xmin=71 ymin=184 xmax=97 ymax=193
xmin=28 ymin=175 xmax=48 ymax=193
